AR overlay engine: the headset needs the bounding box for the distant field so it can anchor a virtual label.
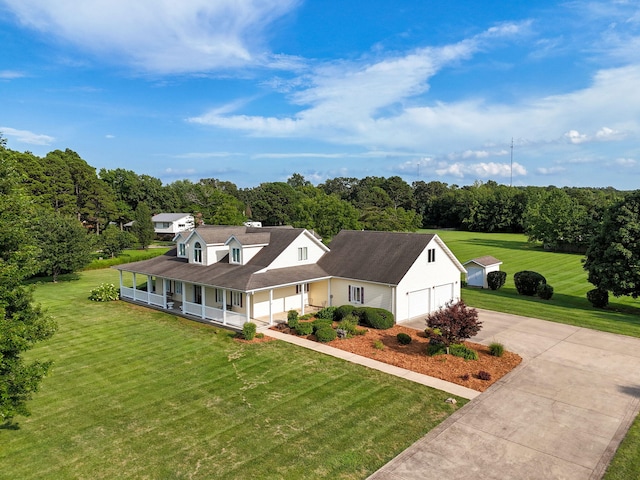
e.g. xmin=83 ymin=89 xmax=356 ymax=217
xmin=423 ymin=230 xmax=640 ymax=337
xmin=1 ymin=269 xmax=463 ymax=480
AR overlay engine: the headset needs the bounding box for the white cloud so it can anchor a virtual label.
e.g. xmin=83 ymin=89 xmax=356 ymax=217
xmin=614 ymin=157 xmax=637 ymax=167
xmin=105 ymin=134 xmax=115 ymax=139
xmin=537 ymin=166 xmax=566 ymax=175
xmin=2 ymin=0 xmax=301 ymax=73
xmin=564 ymin=130 xmax=589 ymax=144
xmin=0 ymin=126 xmax=54 ymax=145
xmin=435 ymin=161 xmax=526 ymax=179
xmin=0 ymin=70 xmax=26 ymax=79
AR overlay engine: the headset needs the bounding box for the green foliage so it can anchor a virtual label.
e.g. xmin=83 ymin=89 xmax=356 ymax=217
xmin=584 ymin=190 xmax=640 ymax=299
xmin=487 ymin=271 xmax=507 ymax=290
xmin=425 ymin=301 xmax=482 ymax=347
xmin=587 ymin=288 xmax=609 ymax=308
xmin=488 ymin=342 xmax=505 ymax=357
xmin=294 ymin=322 xmax=313 ymax=336
xmin=537 ymin=283 xmax=554 ymax=300
xmin=397 ymin=332 xmax=412 ymax=345
xmin=338 ymin=315 xmax=359 ymax=335
xmin=315 ymin=326 xmax=337 ymax=343
xmin=287 ymin=310 xmax=299 ymax=329
xmin=242 ymin=322 xmax=257 ymax=341
xmin=315 ymin=306 xmax=337 ymax=320
xmin=100 ymin=225 xmax=136 ymax=258
xmin=449 ymin=344 xmax=478 ymax=360
xmin=359 ymin=307 xmax=394 ymax=330
xmin=373 ymin=339 xmax=385 ymax=350
xmin=334 ymin=304 xmax=357 ymax=321
xmin=88 ymin=283 xmax=120 ymax=302
xmin=513 ymin=270 xmax=546 ymax=296
xmin=425 ymin=343 xmax=446 ymax=356
xmin=32 ymin=213 xmax=93 ymax=282
xmin=131 ymin=202 xmax=155 ymax=249
xmin=299 ymin=313 xmax=314 ymax=320
xmin=312 ymin=318 xmax=333 ymax=333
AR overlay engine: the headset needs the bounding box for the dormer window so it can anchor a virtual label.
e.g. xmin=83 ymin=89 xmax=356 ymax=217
xmin=231 ymin=247 xmax=241 ymax=264
xmin=193 ymin=242 xmax=202 ymax=263
xmin=178 ymin=243 xmax=186 ymax=257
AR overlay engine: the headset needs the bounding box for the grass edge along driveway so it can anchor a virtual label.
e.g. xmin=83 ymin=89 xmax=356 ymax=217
xmin=1 ymin=268 xmax=465 ymax=480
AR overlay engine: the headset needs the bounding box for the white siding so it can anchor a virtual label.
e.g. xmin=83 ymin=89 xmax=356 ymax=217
xmin=265 ymin=232 xmax=327 ymax=270
xmin=329 ymin=278 xmax=393 ymax=312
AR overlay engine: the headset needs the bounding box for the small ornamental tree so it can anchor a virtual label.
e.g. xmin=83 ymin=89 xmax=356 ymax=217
xmin=487 ymin=271 xmax=507 ymax=290
xmin=425 ymin=300 xmax=482 ymax=350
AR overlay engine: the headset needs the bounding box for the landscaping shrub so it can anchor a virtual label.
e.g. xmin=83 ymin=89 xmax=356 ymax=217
xmin=460 ymin=373 xmax=470 ymax=381
xmin=449 ymin=343 xmax=478 ymax=360
xmin=360 ymin=307 xmax=394 ymax=330
xmin=315 ymin=306 xmax=337 ymax=320
xmin=295 ymin=322 xmax=313 ymax=336
xmin=312 ymin=318 xmax=333 ymax=333
xmin=397 ymin=332 xmax=412 ymax=345
xmin=477 ymin=371 xmax=492 ymax=381
xmin=287 ymin=310 xmax=299 ymax=329
xmin=425 ymin=342 xmax=446 ymax=356
xmin=513 ymin=271 xmax=546 ymax=296
xmin=587 ymin=288 xmax=609 ymax=308
xmin=255 ymin=333 xmax=265 ymax=339
xmin=89 ymin=283 xmax=119 ymax=301
xmin=338 ymin=315 xmax=359 ymax=335
xmin=299 ymin=313 xmax=314 ymax=320
xmin=488 ymin=342 xmax=504 ymax=357
xmin=315 ymin=326 xmax=337 ymax=343
xmin=425 ymin=301 xmax=482 ymax=347
xmin=242 ymin=322 xmax=257 ymax=341
xmin=373 ymin=339 xmax=385 ymax=350
xmin=537 ymin=283 xmax=554 ymax=300
xmin=487 ymin=271 xmax=507 ymax=290
xmin=334 ymin=304 xmax=356 ymax=321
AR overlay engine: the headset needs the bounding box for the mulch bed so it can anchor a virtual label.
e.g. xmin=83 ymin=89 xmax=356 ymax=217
xmin=271 ymin=323 xmax=521 ymax=392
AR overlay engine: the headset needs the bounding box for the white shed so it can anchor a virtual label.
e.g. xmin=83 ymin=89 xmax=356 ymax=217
xmin=463 ymin=256 xmax=502 ymax=288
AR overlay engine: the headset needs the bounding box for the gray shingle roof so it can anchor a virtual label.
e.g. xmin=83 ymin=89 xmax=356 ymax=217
xmin=318 ymin=230 xmax=436 ymax=285
xmin=463 ymin=255 xmax=502 ymax=267
xmin=152 ymin=213 xmax=193 ymax=222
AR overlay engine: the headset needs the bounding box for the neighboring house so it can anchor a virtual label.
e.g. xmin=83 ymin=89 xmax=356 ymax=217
xmin=152 ymin=213 xmax=195 ymax=235
xmin=115 ymin=226 xmax=465 ymax=328
xmin=463 ymin=256 xmax=502 ymax=288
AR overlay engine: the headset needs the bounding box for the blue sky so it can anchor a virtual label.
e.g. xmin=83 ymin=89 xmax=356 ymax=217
xmin=1 ymin=0 xmax=639 ymax=189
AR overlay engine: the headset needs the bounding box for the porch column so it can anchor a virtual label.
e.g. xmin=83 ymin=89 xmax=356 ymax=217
xmin=162 ymin=278 xmax=167 ymax=308
xmin=269 ymin=288 xmax=273 ymax=325
xmin=245 ymin=292 xmax=251 ymax=324
xmin=201 ymin=286 xmax=206 ymax=319
xmin=327 ymin=279 xmax=332 ymax=307
xmin=182 ymin=282 xmax=186 ymax=311
xmin=222 ymin=289 xmax=227 ymax=325
xmin=132 ymin=273 xmax=137 ymax=301
xmin=146 ymin=276 xmax=152 ymax=304
xmin=299 ymin=284 xmax=305 ymax=315
xmin=391 ymin=286 xmax=396 ymax=321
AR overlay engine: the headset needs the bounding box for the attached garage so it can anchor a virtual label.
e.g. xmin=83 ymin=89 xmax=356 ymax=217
xmin=433 ymin=283 xmax=454 ymax=311
xmin=463 ymin=256 xmax=502 ymax=289
xmin=408 ymin=288 xmax=430 ymax=318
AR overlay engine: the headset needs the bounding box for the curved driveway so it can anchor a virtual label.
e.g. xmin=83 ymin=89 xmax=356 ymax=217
xmin=369 ymin=309 xmax=640 ymax=480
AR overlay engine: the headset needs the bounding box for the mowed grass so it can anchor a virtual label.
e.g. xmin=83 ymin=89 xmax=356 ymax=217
xmin=0 ymin=269 xmax=464 ymax=480
xmin=423 ymin=230 xmax=640 ymax=337
xmin=85 ymin=247 xmax=171 ymax=270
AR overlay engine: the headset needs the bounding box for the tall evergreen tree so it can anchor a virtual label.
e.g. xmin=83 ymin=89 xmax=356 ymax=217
xmin=132 ymin=202 xmax=155 ymax=249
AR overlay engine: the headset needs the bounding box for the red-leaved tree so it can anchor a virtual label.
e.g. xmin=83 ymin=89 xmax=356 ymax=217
xmin=425 ymin=300 xmax=482 ymax=348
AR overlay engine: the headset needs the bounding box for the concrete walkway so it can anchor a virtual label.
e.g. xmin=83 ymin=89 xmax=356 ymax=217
xmin=369 ymin=309 xmax=640 ymax=480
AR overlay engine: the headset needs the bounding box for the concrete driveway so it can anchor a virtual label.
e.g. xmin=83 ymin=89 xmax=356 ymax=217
xmin=369 ymin=309 xmax=640 ymax=480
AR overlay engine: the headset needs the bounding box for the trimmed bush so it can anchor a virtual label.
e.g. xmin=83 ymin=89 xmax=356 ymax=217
xmin=587 ymin=288 xmax=609 ymax=308
xmin=334 ymin=305 xmax=356 ymax=321
xmin=513 ymin=271 xmax=546 ymax=296
xmin=295 ymin=322 xmax=314 ymax=336
xmin=312 ymin=318 xmax=333 ymax=333
xmin=537 ymin=283 xmax=554 ymax=300
xmin=373 ymin=339 xmax=385 ymax=350
xmin=397 ymin=332 xmax=412 ymax=345
xmin=89 ymin=283 xmax=120 ymax=302
xmin=360 ymin=307 xmax=394 ymax=330
xmin=488 ymin=342 xmax=504 ymax=357
xmin=426 ymin=343 xmax=446 ymax=356
xmin=487 ymin=271 xmax=507 ymax=290
xmin=315 ymin=306 xmax=337 ymax=320
xmin=338 ymin=315 xmax=359 ymax=335
xmin=287 ymin=310 xmax=299 ymax=329
xmin=449 ymin=343 xmax=478 ymax=360
xmin=242 ymin=322 xmax=257 ymax=341
xmin=299 ymin=313 xmax=314 ymax=320
xmin=477 ymin=370 xmax=492 ymax=381
xmin=315 ymin=326 xmax=337 ymax=343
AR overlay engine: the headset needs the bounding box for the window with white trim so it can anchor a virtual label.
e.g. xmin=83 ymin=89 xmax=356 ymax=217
xmin=231 ymin=247 xmax=241 ymax=264
xmin=193 ymin=242 xmax=202 ymax=263
xmin=232 ymin=291 xmax=243 ymax=307
xmin=427 ymin=248 xmax=436 ymax=263
xmin=176 ymin=282 xmax=182 ymax=294
xmin=348 ymin=285 xmax=364 ymax=304
xmin=298 ymin=247 xmax=308 ymax=261
xmin=178 ymin=243 xmax=186 ymax=256
xmin=295 ymin=283 xmax=310 ymax=294
xmin=194 ymin=285 xmax=202 ymax=304
xmin=215 ymin=288 xmax=224 ymax=303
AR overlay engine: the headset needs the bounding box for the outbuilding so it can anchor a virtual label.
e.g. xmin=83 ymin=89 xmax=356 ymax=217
xmin=463 ymin=256 xmax=502 ymax=289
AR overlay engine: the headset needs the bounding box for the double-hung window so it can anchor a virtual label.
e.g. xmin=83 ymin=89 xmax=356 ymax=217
xmin=232 ymin=291 xmax=243 ymax=307
xmin=348 ymin=285 xmax=364 ymax=304
xmin=178 ymin=243 xmax=186 ymax=257
xmin=193 ymin=242 xmax=202 ymax=263
xmin=231 ymin=247 xmax=241 ymax=264
xmin=298 ymin=247 xmax=308 ymax=261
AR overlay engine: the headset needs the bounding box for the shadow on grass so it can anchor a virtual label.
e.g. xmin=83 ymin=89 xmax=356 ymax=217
xmin=24 ymin=273 xmax=81 ymax=285
xmin=457 ymin=237 xmax=544 ymax=253
xmin=0 ymin=421 xmax=20 ymax=430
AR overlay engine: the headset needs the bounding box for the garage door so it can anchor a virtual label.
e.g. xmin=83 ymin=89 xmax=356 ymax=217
xmin=466 ymin=267 xmax=484 ymax=287
xmin=408 ymin=288 xmax=430 ymax=319
xmin=433 ymin=283 xmax=454 ymax=311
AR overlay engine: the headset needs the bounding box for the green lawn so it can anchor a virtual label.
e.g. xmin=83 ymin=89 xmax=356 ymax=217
xmin=85 ymin=247 xmax=171 ymax=270
xmin=1 ymin=269 xmax=464 ymax=480
xmin=424 ymin=230 xmax=640 ymax=337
